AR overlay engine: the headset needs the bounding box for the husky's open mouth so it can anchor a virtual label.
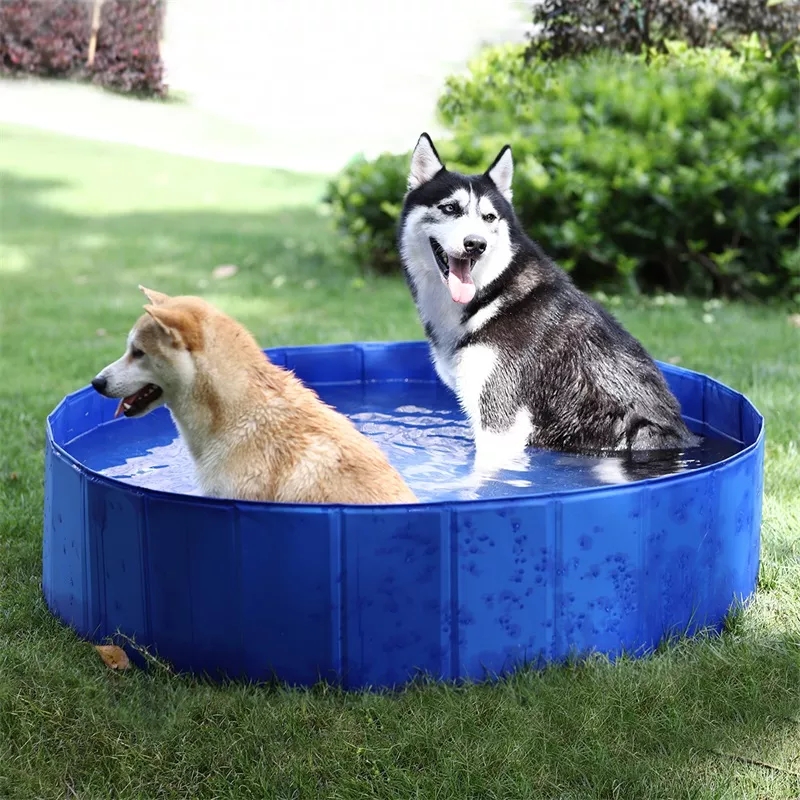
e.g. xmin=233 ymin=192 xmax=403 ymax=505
xmin=114 ymin=384 xmax=164 ymax=418
xmin=429 ymin=237 xmax=476 ymax=305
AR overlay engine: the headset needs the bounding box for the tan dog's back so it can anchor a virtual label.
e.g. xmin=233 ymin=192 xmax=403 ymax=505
xmin=251 ymin=385 xmax=417 ymax=504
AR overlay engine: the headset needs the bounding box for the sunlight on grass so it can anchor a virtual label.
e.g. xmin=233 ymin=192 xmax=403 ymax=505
xmin=0 ymin=125 xmax=326 ymax=216
xmin=0 ymin=243 xmax=30 ymax=273
xmin=201 ymin=291 xmax=293 ymax=325
xmin=75 ymin=233 xmax=113 ymax=250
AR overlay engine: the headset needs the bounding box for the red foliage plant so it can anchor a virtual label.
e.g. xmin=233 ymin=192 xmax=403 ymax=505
xmin=0 ymin=0 xmax=167 ymax=96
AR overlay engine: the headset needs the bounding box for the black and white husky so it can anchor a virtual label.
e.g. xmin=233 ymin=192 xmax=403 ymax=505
xmin=398 ymin=133 xmax=699 ymax=473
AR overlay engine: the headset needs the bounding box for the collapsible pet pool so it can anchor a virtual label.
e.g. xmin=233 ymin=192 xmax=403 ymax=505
xmin=43 ymin=341 xmax=764 ymax=689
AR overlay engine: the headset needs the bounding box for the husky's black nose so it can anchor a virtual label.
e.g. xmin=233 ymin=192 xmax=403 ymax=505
xmin=91 ymin=376 xmax=108 ymax=395
xmin=464 ymin=235 xmax=487 ymax=256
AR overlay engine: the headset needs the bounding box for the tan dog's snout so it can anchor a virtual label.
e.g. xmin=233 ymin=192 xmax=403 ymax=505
xmin=91 ymin=374 xmax=109 ymax=396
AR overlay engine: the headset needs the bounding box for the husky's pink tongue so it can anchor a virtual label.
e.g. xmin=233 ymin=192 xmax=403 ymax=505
xmin=447 ymin=256 xmax=475 ymax=304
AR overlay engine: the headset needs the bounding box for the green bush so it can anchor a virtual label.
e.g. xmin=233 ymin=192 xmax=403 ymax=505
xmin=324 ymin=152 xmax=408 ymax=274
xmin=524 ymin=0 xmax=800 ymax=62
xmin=325 ymin=40 xmax=800 ymax=299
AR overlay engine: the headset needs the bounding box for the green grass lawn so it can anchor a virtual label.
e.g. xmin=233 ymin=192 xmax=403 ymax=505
xmin=1 ymin=123 xmax=799 ymax=800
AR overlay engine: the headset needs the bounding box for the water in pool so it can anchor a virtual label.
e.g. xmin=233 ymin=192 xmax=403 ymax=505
xmin=64 ymin=382 xmax=743 ymax=502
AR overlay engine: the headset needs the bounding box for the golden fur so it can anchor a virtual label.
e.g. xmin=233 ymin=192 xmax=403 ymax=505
xmin=96 ymin=287 xmax=416 ymax=505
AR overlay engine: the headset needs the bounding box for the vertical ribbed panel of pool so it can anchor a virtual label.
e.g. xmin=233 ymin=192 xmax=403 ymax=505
xmin=43 ymin=341 xmax=764 ymax=690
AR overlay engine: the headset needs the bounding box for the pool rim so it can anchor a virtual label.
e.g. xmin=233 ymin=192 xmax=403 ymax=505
xmin=46 ymin=340 xmax=765 ymax=513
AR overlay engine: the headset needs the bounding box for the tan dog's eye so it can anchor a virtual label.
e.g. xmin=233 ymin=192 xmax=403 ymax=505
xmin=131 ymin=347 xmax=145 ymax=359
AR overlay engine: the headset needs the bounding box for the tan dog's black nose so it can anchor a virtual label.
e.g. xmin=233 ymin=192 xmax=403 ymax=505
xmin=91 ymin=376 xmax=108 ymax=395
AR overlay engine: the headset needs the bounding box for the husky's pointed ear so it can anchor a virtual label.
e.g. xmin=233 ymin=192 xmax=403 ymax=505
xmin=408 ymin=133 xmax=444 ymax=191
xmin=143 ymin=304 xmax=188 ymax=347
xmin=139 ymin=285 xmax=170 ymax=306
xmin=485 ymin=145 xmax=513 ymax=201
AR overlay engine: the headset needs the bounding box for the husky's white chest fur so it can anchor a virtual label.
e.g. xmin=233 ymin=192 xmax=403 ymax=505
xmin=408 ymin=257 xmax=512 ymax=393
xmin=406 ymin=254 xmax=465 ymax=390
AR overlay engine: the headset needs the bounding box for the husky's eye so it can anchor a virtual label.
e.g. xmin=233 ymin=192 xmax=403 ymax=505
xmin=439 ymin=203 xmax=459 ymax=215
xmin=130 ymin=347 xmax=145 ymax=359
xmin=483 ymin=213 xmax=497 ymax=223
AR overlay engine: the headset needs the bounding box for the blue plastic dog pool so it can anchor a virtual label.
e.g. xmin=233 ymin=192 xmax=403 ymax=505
xmin=43 ymin=341 xmax=764 ymax=689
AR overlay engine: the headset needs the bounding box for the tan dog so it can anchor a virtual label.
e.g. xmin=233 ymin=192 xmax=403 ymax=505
xmin=91 ymin=286 xmax=416 ymax=505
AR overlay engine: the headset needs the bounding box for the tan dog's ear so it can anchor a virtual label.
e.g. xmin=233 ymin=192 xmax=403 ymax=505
xmin=143 ymin=304 xmax=189 ymax=347
xmin=139 ymin=285 xmax=170 ymax=306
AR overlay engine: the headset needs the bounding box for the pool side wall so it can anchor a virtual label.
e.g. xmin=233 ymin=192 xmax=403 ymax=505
xmin=42 ymin=342 xmax=764 ymax=689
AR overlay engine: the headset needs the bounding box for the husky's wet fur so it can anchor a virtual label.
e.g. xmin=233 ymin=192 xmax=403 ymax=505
xmin=398 ymin=133 xmax=699 ymax=473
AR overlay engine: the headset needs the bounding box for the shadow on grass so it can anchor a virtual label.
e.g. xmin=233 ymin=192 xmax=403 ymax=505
xmin=1 ymin=171 xmax=799 ymax=799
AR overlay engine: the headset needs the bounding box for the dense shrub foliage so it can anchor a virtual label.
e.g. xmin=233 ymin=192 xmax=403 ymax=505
xmin=525 ymin=0 xmax=799 ymax=61
xmin=323 ymin=152 xmax=409 ymax=275
xmin=0 ymin=0 xmax=166 ymax=96
xmin=325 ymin=41 xmax=800 ymax=299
